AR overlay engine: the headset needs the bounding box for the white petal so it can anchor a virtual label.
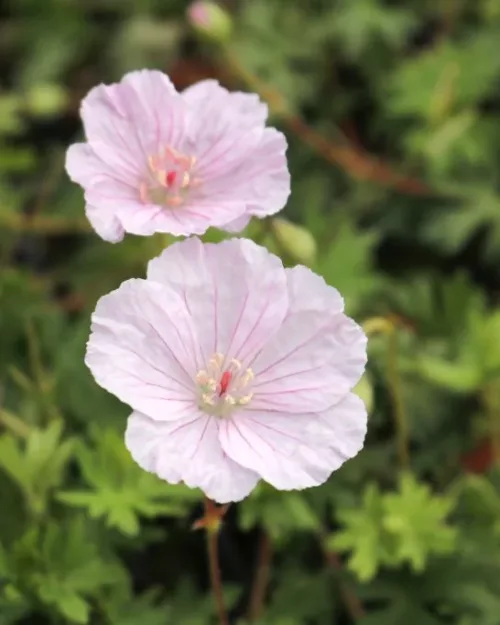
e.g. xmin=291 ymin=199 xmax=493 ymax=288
xmin=86 ymin=279 xmax=202 ymax=420
xmin=126 ymin=411 xmax=260 ymax=503
xmin=219 ymin=394 xmax=367 ymax=491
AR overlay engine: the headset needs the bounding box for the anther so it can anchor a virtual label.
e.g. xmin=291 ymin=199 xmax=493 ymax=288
xmin=238 ymin=393 xmax=253 ymax=406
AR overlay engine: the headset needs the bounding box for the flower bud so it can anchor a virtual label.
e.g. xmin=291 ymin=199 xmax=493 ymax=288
xmin=271 ymin=217 xmax=317 ymax=266
xmin=187 ymin=1 xmax=233 ymax=43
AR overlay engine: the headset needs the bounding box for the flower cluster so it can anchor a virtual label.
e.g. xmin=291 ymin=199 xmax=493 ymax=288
xmin=68 ymin=69 xmax=368 ymax=503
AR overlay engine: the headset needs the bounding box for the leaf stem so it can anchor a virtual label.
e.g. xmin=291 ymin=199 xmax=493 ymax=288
xmin=204 ymin=497 xmax=228 ymax=625
xmin=0 ymin=213 xmax=90 ymax=234
xmin=0 ymin=409 xmax=30 ymax=438
xmin=247 ymin=529 xmax=272 ymax=622
xmin=362 ymin=316 xmax=410 ymax=469
xmin=481 ymin=382 xmax=500 ymax=465
xmin=221 ymin=50 xmax=431 ymax=197
xmin=387 ymin=324 xmax=410 ymax=469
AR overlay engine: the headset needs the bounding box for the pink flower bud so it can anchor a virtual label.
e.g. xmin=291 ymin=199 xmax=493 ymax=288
xmin=187 ymin=1 xmax=233 ymax=43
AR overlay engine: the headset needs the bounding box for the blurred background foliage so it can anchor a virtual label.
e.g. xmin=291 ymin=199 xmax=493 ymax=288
xmin=1 ymin=0 xmax=500 ymax=623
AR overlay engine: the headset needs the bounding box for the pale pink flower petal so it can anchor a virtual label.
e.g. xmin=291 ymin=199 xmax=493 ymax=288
xmin=219 ymin=394 xmax=366 ymax=490
xmin=182 ymin=81 xmax=289 ymax=217
xmin=249 ymin=265 xmax=367 ymax=413
xmin=66 ymin=71 xmax=290 ymax=240
xmin=126 ymin=411 xmax=259 ymax=503
xmin=147 ymin=237 xmax=289 ymax=365
xmin=85 ymin=279 xmax=202 ymax=421
xmin=86 ymin=238 xmax=368 ymax=502
xmin=66 ymin=143 xmax=126 ymax=242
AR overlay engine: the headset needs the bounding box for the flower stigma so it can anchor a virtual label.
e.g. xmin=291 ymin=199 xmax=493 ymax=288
xmin=196 ymin=353 xmax=254 ymax=417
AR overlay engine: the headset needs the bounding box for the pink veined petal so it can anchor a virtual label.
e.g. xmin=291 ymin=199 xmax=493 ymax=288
xmin=249 ymin=266 xmax=367 ymax=413
xmin=303 ymin=393 xmax=368 ymax=472
xmin=219 ymin=393 xmax=367 ymax=491
xmin=82 ymin=71 xmax=186 ymax=161
xmin=85 ymin=279 xmax=202 ymax=421
xmin=146 ymin=198 xmax=247 ymax=238
xmin=182 ymin=80 xmax=268 ymax=141
xmin=116 ymin=70 xmax=187 ymax=153
xmin=80 ymin=85 xmax=147 ymax=180
xmin=85 ymin=203 xmax=124 ymax=243
xmin=125 ymin=410 xmax=260 ymax=503
xmin=147 ymin=237 xmax=289 ymax=365
xmin=65 ymin=143 xmax=131 ymax=187
xmin=200 ymin=128 xmax=290 ymax=215
xmin=182 ymin=80 xmax=288 ymax=217
xmin=222 ymin=214 xmax=252 ymax=233
xmin=243 ymin=129 xmax=291 ymax=217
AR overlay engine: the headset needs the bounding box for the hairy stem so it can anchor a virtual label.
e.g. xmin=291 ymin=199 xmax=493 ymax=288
xmin=222 ymin=51 xmax=431 ymax=197
xmin=205 ymin=498 xmax=229 ymax=625
xmin=247 ymin=529 xmax=272 ymax=622
xmin=387 ymin=325 xmax=410 ymax=469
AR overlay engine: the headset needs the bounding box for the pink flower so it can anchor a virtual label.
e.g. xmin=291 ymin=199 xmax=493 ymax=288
xmin=85 ymin=238 xmax=367 ymax=503
xmin=65 ymin=71 xmax=290 ymax=241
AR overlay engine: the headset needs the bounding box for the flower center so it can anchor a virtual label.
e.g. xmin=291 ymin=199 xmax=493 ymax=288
xmin=139 ymin=146 xmax=199 ymax=207
xmin=195 ymin=353 xmax=254 ymax=417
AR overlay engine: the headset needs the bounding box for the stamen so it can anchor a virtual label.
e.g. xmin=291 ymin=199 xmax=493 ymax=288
xmin=240 ymin=369 xmax=254 ymax=386
xmin=196 ymin=353 xmax=254 ymax=416
xmin=202 ymin=393 xmax=216 ymax=406
xmin=139 ymin=182 xmax=149 ymax=204
xmin=148 ymin=155 xmax=159 ymax=171
xmin=238 ymin=393 xmax=253 ymax=406
xmin=142 ymin=145 xmax=197 ymax=209
xmin=195 ymin=370 xmax=209 ymax=384
xmin=209 ymin=353 xmax=225 ymax=370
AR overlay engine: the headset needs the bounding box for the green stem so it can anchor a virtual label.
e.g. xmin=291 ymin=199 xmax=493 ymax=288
xmin=387 ymin=326 xmax=410 ymax=469
xmin=0 ymin=409 xmax=30 ymax=438
xmin=204 ymin=498 xmax=228 ymax=625
xmin=247 ymin=529 xmax=272 ymax=622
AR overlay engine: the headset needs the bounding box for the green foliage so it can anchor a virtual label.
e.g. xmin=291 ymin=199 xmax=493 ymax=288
xmin=0 ymin=421 xmax=74 ymax=517
xmin=2 ymin=0 xmax=500 ymax=623
xmin=57 ymin=428 xmax=199 ymax=536
xmin=240 ymin=484 xmax=320 ymax=542
xmin=332 ymin=475 xmax=457 ymax=581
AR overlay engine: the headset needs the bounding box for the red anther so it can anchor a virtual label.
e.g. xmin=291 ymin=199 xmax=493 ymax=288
xmin=219 ymin=371 xmax=232 ymax=396
xmin=165 ymin=170 xmax=177 ymax=187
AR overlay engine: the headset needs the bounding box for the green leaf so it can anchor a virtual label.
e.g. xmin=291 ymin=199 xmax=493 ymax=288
xmin=31 ymin=516 xmax=121 ymax=623
xmin=382 ymin=474 xmax=457 ymax=572
xmin=36 ymin=579 xmax=89 ymax=624
xmin=388 ymin=29 xmax=500 ymax=120
xmin=58 ymin=428 xmax=198 ymax=535
xmin=316 ymin=219 xmax=380 ymax=313
xmin=332 ymin=476 xmax=458 ymax=581
xmin=0 ymin=421 xmax=74 ymax=515
xmin=330 ymin=484 xmax=385 ymax=582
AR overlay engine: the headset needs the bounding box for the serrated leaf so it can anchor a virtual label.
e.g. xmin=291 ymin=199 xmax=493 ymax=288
xmin=58 ymin=428 xmax=198 ymax=535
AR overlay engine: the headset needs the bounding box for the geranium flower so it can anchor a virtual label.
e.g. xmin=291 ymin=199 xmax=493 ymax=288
xmin=85 ymin=238 xmax=368 ymax=503
xmin=66 ymin=70 xmax=290 ymax=241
